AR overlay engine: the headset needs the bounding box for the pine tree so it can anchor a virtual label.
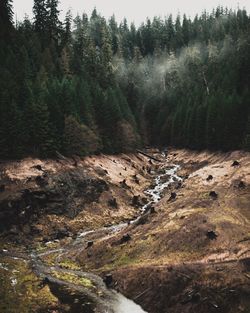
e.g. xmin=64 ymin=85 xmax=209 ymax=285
xmin=46 ymin=0 xmax=61 ymax=42
xmin=0 ymin=0 xmax=14 ymax=40
xmin=182 ymin=14 xmax=190 ymax=45
xmin=33 ymin=0 xmax=48 ymax=34
xmin=62 ymin=9 xmax=72 ymax=46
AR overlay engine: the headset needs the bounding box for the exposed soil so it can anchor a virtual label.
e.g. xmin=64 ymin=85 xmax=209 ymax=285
xmin=0 ymin=148 xmax=250 ymax=313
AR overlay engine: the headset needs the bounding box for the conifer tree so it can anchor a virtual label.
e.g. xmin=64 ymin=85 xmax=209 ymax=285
xmin=33 ymin=0 xmax=48 ymax=34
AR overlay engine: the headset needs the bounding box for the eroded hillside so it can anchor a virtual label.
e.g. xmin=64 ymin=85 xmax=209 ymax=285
xmin=0 ymin=149 xmax=250 ymax=313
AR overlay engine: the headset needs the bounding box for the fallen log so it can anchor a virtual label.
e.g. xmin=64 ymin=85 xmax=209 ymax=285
xmin=136 ymin=150 xmax=162 ymax=162
xmin=55 ymin=151 xmax=68 ymax=160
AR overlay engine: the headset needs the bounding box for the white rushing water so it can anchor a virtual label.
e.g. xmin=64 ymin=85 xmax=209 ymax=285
xmin=75 ymin=163 xmax=182 ymax=313
xmin=111 ymin=164 xmax=182 ymax=313
xmin=144 ymin=164 xmax=182 ymax=203
xmin=113 ymin=292 xmax=148 ymax=313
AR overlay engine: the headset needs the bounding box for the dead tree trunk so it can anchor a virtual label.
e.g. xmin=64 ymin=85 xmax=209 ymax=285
xmin=136 ymin=150 xmax=162 ymax=162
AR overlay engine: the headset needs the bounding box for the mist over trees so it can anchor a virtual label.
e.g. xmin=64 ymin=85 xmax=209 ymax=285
xmin=0 ymin=1 xmax=250 ymax=158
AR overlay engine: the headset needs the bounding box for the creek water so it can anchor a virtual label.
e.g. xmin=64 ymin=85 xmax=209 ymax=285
xmin=1 ymin=163 xmax=182 ymax=313
xmin=113 ymin=292 xmax=148 ymax=313
xmin=77 ymin=163 xmax=182 ymax=313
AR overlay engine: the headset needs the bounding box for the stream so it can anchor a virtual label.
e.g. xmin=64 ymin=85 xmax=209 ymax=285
xmin=1 ymin=163 xmax=182 ymax=313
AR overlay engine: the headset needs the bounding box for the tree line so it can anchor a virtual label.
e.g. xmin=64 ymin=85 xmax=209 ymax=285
xmin=0 ymin=1 xmax=250 ymax=158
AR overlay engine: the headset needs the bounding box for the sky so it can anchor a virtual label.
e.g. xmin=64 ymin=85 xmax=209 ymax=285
xmin=13 ymin=0 xmax=250 ymax=25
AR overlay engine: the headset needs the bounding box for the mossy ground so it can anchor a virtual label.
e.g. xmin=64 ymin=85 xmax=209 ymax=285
xmin=0 ymin=256 xmax=59 ymax=313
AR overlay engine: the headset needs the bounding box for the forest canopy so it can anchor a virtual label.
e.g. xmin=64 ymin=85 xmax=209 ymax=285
xmin=0 ymin=1 xmax=250 ymax=158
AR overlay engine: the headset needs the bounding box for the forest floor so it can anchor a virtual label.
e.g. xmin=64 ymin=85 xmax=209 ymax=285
xmin=0 ymin=148 xmax=250 ymax=313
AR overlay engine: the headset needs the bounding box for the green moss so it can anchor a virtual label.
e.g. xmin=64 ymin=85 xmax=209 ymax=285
xmin=51 ymin=271 xmax=94 ymax=289
xmin=58 ymin=259 xmax=81 ymax=270
xmin=0 ymin=256 xmax=59 ymax=313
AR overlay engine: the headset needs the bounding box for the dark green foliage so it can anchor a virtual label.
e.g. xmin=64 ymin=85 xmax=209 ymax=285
xmin=0 ymin=4 xmax=249 ymax=158
xmin=63 ymin=116 xmax=101 ymax=156
xmin=0 ymin=0 xmax=14 ymax=40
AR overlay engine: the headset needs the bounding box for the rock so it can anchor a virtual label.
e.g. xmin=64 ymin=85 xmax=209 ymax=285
xmin=86 ymin=241 xmax=94 ymax=249
xmin=206 ymin=175 xmax=213 ymax=181
xmin=144 ymin=203 xmax=155 ymax=214
xmin=103 ymin=274 xmax=113 ymax=287
xmin=108 ymin=198 xmax=118 ymax=208
xmin=232 ymin=160 xmax=240 ymax=167
xmin=206 ymin=230 xmax=218 ymax=240
xmin=120 ymin=234 xmax=131 ymax=244
xmin=0 ymin=184 xmax=5 ymax=192
xmin=168 ymin=192 xmax=177 ymax=201
xmin=209 ymin=191 xmax=218 ymax=199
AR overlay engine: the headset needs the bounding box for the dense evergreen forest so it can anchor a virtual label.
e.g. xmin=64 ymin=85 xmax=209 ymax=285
xmin=0 ymin=0 xmax=250 ymax=158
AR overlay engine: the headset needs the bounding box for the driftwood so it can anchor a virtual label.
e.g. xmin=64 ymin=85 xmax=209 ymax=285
xmin=136 ymin=150 xmax=162 ymax=162
xmin=55 ymin=151 xmax=68 ymax=160
xmin=133 ymin=288 xmax=150 ymax=301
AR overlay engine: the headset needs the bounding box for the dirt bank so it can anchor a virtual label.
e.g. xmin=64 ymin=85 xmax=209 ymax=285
xmin=0 ymin=149 xmax=250 ymax=313
xmin=75 ymin=149 xmax=250 ymax=313
xmin=0 ymin=153 xmax=153 ymax=243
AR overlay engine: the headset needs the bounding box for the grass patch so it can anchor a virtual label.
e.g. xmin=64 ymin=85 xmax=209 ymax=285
xmin=51 ymin=271 xmax=94 ymax=289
